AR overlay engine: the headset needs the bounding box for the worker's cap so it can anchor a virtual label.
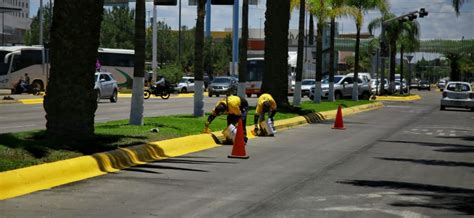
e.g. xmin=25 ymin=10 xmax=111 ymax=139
xmin=215 ymin=103 xmax=227 ymax=114
xmin=262 ymin=101 xmax=271 ymax=112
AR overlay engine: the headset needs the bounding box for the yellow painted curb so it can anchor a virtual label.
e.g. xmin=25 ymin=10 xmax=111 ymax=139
xmin=0 ymin=102 xmax=382 ymax=200
xmin=0 ymin=134 xmax=220 ymax=200
xmin=118 ymin=92 xmax=208 ymax=99
xmin=374 ymin=95 xmax=421 ymax=101
xmin=17 ymin=98 xmax=44 ymax=105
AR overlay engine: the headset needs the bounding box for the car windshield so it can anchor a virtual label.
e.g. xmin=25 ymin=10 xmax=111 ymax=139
xmin=179 ymin=78 xmax=189 ymax=83
xmin=322 ymin=77 xmax=343 ymax=84
xmin=302 ymin=80 xmax=315 ymax=85
xmin=446 ymin=83 xmax=470 ymax=92
xmin=212 ymin=78 xmax=230 ymax=83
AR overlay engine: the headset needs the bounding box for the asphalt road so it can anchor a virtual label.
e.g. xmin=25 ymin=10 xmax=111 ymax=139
xmin=1 ymin=90 xmax=473 ymax=217
xmin=0 ymin=95 xmax=262 ymax=134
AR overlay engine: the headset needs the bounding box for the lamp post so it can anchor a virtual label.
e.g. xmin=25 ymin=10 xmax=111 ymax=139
xmin=406 ymin=54 xmax=414 ymax=94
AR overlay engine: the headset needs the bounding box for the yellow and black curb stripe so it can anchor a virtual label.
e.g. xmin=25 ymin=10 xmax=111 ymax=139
xmin=0 ymin=102 xmax=383 ymax=200
xmin=372 ymin=95 xmax=421 ymax=101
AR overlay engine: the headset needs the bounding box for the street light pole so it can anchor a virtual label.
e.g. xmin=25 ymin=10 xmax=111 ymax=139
xmin=231 ymin=0 xmax=240 ymax=76
xmin=152 ymin=3 xmax=157 ymax=83
xmin=178 ymin=0 xmax=182 ymax=63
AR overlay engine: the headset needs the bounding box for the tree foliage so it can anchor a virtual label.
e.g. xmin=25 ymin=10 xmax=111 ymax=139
xmin=24 ymin=3 xmax=53 ymax=45
xmin=100 ymin=7 xmax=135 ymax=49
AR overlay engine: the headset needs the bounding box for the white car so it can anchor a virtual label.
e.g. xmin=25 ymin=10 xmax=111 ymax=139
xmin=310 ymin=75 xmax=371 ymax=100
xmin=95 ymin=72 xmax=118 ymax=103
xmin=175 ymin=76 xmax=195 ymax=93
xmin=300 ymin=79 xmax=315 ymax=97
xmin=370 ymin=79 xmax=389 ymax=94
xmin=440 ymin=81 xmax=474 ymax=111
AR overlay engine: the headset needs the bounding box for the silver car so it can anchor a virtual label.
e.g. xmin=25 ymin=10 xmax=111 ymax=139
xmin=208 ymin=76 xmax=238 ymax=97
xmin=310 ymin=75 xmax=371 ymax=100
xmin=95 ymin=72 xmax=118 ymax=103
xmin=440 ymin=81 xmax=474 ymax=111
xmin=300 ymin=79 xmax=315 ymax=97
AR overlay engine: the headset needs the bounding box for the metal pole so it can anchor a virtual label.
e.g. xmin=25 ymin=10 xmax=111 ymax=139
xmin=178 ymin=0 xmax=182 ymax=63
xmin=205 ymin=0 xmax=211 ymax=38
xmin=152 ymin=4 xmax=158 ymax=83
xmin=375 ymin=49 xmax=380 ymax=95
xmin=232 ymin=0 xmax=240 ymax=76
xmin=39 ymin=0 xmax=43 ymax=46
xmin=2 ymin=13 xmax=4 ymax=46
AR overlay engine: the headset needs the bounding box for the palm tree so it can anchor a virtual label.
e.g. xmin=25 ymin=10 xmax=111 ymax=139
xmin=398 ymin=21 xmax=420 ymax=94
xmin=193 ymin=0 xmax=205 ymax=116
xmin=369 ymin=13 xmax=419 ymax=94
xmin=452 ymin=0 xmax=471 ymax=15
xmin=238 ymin=0 xmax=249 ymax=98
xmin=328 ymin=0 xmax=357 ymax=101
xmin=290 ymin=0 xmax=306 ymax=106
xmin=261 ymin=0 xmax=291 ymax=108
xmin=445 ymin=52 xmax=463 ymax=81
xmin=44 ymin=0 xmax=104 ymax=140
xmin=308 ymin=0 xmax=331 ymax=104
xmin=347 ymin=0 xmax=388 ymax=100
xmin=129 ymin=0 xmax=146 ymax=125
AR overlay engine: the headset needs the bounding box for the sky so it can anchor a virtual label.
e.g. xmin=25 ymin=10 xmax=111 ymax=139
xmin=29 ymin=0 xmax=474 ymax=40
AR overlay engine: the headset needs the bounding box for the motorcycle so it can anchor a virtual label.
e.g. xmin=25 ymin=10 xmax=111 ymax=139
xmin=144 ymin=84 xmax=173 ymax=100
xmin=13 ymin=84 xmax=40 ymax=96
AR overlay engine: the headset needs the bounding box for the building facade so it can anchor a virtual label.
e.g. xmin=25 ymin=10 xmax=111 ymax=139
xmin=1 ymin=0 xmax=31 ymax=45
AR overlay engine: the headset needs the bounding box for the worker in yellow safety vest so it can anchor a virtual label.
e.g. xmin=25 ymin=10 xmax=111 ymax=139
xmin=205 ymin=96 xmax=249 ymax=142
xmin=254 ymin=93 xmax=277 ymax=135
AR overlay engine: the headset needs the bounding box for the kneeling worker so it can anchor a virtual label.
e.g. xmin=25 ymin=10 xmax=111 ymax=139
xmin=254 ymin=93 xmax=277 ymax=136
xmin=205 ymin=96 xmax=249 ymax=142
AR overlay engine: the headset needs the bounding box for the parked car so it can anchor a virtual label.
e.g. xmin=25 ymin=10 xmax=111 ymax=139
xmin=310 ymin=75 xmax=371 ymax=100
xmin=300 ymin=79 xmax=315 ymax=97
xmin=208 ymin=76 xmax=238 ymax=97
xmin=418 ymin=80 xmax=431 ymax=91
xmin=440 ymin=81 xmax=474 ymax=111
xmin=175 ymin=76 xmax=195 ymax=93
xmin=370 ymin=79 xmax=389 ymax=94
xmin=346 ymin=72 xmax=372 ymax=83
xmin=395 ymin=81 xmax=408 ymax=93
xmin=95 ymin=72 xmax=118 ymax=103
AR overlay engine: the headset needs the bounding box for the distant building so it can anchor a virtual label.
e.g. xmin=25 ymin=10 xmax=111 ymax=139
xmin=1 ymin=0 xmax=31 ymax=45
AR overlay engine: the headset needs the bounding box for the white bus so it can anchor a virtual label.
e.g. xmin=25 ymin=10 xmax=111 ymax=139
xmin=0 ymin=46 xmax=135 ymax=93
xmin=245 ymin=57 xmax=295 ymax=98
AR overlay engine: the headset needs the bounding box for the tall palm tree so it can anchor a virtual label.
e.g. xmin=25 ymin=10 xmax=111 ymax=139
xmin=261 ymin=0 xmax=291 ymax=108
xmin=308 ymin=0 xmax=331 ymax=104
xmin=44 ymin=0 xmax=104 ymax=140
xmin=398 ymin=21 xmax=420 ymax=94
xmin=238 ymin=0 xmax=249 ymax=98
xmin=290 ymin=0 xmax=306 ymax=106
xmin=453 ymin=0 xmax=471 ymax=16
xmin=328 ymin=0 xmax=357 ymax=101
xmin=193 ymin=0 xmax=205 ymax=116
xmin=347 ymin=0 xmax=388 ymax=100
xmin=129 ymin=0 xmax=146 ymax=125
xmin=369 ymin=13 xmax=419 ymax=94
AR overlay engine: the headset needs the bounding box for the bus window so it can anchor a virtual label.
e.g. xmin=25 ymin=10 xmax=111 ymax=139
xmin=98 ymin=53 xmax=134 ymax=67
xmin=0 ymin=51 xmax=11 ymax=76
xmin=246 ymin=60 xmax=264 ymax=81
xmin=11 ymin=50 xmax=43 ymax=72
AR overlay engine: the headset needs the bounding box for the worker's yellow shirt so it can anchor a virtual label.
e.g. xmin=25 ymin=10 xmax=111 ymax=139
xmin=212 ymin=96 xmax=242 ymax=116
xmin=256 ymin=93 xmax=277 ymax=114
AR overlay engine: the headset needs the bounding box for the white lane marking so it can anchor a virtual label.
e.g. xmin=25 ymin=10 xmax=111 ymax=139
xmin=411 ymin=129 xmax=418 ymax=131
xmin=450 ymin=130 xmax=456 ymax=133
xmin=450 ymin=134 xmax=456 ymax=137
xmin=438 ymin=133 xmax=446 ymax=136
xmin=0 ymin=124 xmax=36 ymax=129
xmin=426 ymin=132 xmax=433 ymax=135
xmin=319 ymin=206 xmax=428 ymax=218
xmin=436 ymin=130 xmax=443 ymax=132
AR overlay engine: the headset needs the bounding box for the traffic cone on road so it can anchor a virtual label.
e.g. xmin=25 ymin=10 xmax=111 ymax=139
xmin=332 ymin=105 xmax=346 ymax=130
xmin=228 ymin=119 xmax=249 ymax=159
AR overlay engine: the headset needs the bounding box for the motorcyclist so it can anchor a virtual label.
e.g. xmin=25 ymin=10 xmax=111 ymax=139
xmin=254 ymin=93 xmax=277 ymax=136
xmin=204 ymin=95 xmax=249 ymax=143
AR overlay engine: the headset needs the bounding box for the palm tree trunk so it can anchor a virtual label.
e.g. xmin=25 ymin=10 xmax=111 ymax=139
xmin=328 ymin=17 xmax=336 ymax=102
xmin=308 ymin=14 xmax=314 ymax=45
xmin=293 ymin=0 xmax=305 ymax=106
xmin=44 ymin=0 xmax=104 ymax=141
xmin=313 ymin=20 xmax=323 ymax=104
xmin=352 ymin=25 xmax=360 ymax=101
xmin=400 ymin=45 xmax=404 ymax=95
xmin=238 ymin=0 xmax=249 ymax=98
xmin=193 ymin=0 xmax=205 ymax=116
xmin=389 ymin=39 xmax=397 ymax=94
xmin=129 ymin=0 xmax=146 ymax=125
xmin=261 ymin=0 xmax=290 ymax=108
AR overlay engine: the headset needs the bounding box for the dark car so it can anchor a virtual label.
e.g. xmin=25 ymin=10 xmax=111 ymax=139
xmin=208 ymin=76 xmax=238 ymax=97
xmin=418 ymin=80 xmax=431 ymax=91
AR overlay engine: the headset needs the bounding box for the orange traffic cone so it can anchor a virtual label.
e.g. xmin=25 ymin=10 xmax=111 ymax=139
xmin=332 ymin=105 xmax=345 ymax=130
xmin=228 ymin=119 xmax=249 ymax=159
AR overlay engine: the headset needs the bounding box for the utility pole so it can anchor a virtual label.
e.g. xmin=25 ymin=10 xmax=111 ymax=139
xmin=152 ymin=3 xmax=158 ymax=83
xmin=231 ymin=0 xmax=240 ymax=76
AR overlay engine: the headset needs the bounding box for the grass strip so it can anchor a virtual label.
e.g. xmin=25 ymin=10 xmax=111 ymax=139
xmin=0 ymin=100 xmax=371 ymax=172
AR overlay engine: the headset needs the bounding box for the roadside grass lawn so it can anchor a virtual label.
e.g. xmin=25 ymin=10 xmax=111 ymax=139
xmin=0 ymin=100 xmax=371 ymax=172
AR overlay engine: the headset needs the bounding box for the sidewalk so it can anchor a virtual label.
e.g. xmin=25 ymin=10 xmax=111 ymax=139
xmin=0 ymin=102 xmax=383 ymax=200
